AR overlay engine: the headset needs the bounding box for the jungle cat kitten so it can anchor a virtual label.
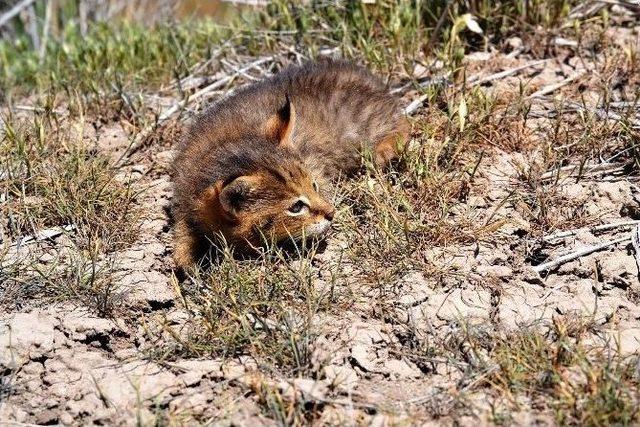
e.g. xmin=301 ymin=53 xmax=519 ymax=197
xmin=172 ymin=59 xmax=409 ymax=269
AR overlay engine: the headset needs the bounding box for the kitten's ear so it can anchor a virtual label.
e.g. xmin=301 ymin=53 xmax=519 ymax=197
xmin=263 ymin=95 xmax=296 ymax=147
xmin=218 ymin=175 xmax=260 ymax=215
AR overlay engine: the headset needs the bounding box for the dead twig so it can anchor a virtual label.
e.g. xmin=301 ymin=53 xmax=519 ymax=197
xmin=529 ymin=99 xmax=640 ymax=129
xmin=567 ymin=1 xmax=607 ymax=20
xmin=11 ymin=105 xmax=64 ymax=115
xmin=423 ymin=0 xmax=454 ymax=55
xmin=542 ymin=220 xmax=640 ymax=242
xmin=9 ymin=224 xmax=76 ymax=247
xmin=631 ymin=223 xmax=640 ymax=280
xmin=596 ymin=0 xmax=640 ymax=13
xmin=403 ymin=60 xmax=546 ymax=115
xmin=526 ymin=70 xmax=586 ymax=99
xmin=0 ymin=0 xmax=37 ymax=28
xmin=391 ymin=73 xmax=451 ymax=95
xmin=533 ymin=236 xmax=630 ymax=273
xmin=26 ymin=3 xmax=39 ymax=52
xmin=39 ymin=0 xmax=54 ymax=63
xmin=403 ymin=93 xmax=432 ymax=116
xmin=564 ymin=100 xmax=640 ymax=128
xmin=467 ymin=59 xmax=548 ymax=87
xmin=539 ymin=162 xmax=625 ymax=181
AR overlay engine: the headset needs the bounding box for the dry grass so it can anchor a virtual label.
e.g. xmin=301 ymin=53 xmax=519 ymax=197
xmin=0 ymin=110 xmax=139 ymax=314
xmin=479 ymin=320 xmax=640 ymax=425
xmin=158 ymin=242 xmax=336 ymax=376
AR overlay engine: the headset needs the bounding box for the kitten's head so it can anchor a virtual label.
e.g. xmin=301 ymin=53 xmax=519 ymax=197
xmin=196 ymin=96 xmax=335 ymax=250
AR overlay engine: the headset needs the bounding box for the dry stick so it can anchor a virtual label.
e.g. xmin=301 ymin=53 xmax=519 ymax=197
xmin=542 ymin=220 xmax=640 ymax=242
xmin=79 ymin=0 xmax=88 ymax=37
xmin=526 ymin=70 xmax=587 ymax=99
xmin=403 ymin=60 xmax=546 ymax=115
xmin=391 ymin=74 xmax=451 ymax=95
xmin=533 ymin=236 xmax=630 ymax=273
xmin=564 ymin=100 xmax=640 ymax=128
xmin=596 ymin=0 xmax=640 ymax=12
xmin=403 ymin=93 xmax=431 ymax=116
xmin=531 ymin=98 xmax=640 ymax=124
xmin=539 ymin=161 xmax=623 ymax=181
xmin=567 ymin=1 xmax=607 ymax=20
xmin=9 ymin=225 xmax=76 ymax=247
xmin=0 ymin=0 xmax=37 ymax=27
xmin=221 ymin=59 xmax=259 ymax=81
xmin=609 ymin=101 xmax=640 ymax=108
xmin=12 ymin=105 xmax=63 ymax=115
xmin=39 ymin=0 xmax=53 ymax=63
xmin=26 ymin=3 xmax=39 ymax=52
xmin=631 ymin=223 xmax=640 ymax=279
xmin=467 ymin=59 xmax=548 ymax=86
xmin=166 ymin=43 xmax=233 ymax=92
xmin=423 ymin=0 xmax=454 ymax=55
xmin=119 ymin=56 xmax=274 ymax=162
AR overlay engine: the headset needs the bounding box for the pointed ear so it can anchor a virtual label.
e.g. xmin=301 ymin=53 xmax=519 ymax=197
xmin=218 ymin=175 xmax=261 ymax=215
xmin=263 ymin=95 xmax=296 ymax=147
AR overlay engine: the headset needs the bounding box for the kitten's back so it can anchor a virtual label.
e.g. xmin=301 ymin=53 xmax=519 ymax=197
xmin=275 ymin=60 xmax=407 ymax=176
xmin=176 ymin=59 xmax=407 ymax=181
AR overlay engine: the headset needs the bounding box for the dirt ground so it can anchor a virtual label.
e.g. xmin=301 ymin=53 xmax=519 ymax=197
xmin=2 ymin=7 xmax=640 ymax=426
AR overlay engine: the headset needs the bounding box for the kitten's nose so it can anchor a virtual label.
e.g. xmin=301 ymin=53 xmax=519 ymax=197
xmin=324 ymin=208 xmax=335 ymax=221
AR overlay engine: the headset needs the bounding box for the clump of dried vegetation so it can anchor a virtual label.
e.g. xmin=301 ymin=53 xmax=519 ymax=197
xmin=1 ymin=0 xmax=640 ymax=424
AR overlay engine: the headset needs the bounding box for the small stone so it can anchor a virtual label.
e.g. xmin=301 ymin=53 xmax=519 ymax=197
xmin=21 ymin=361 xmax=45 ymax=376
xmin=412 ymin=63 xmax=429 ymax=78
xmin=155 ymin=150 xmax=175 ymax=167
xmin=114 ymin=348 xmax=137 ymax=360
xmin=506 ymin=36 xmax=523 ymax=50
xmin=180 ymin=371 xmax=203 ymax=387
xmin=0 ymin=312 xmax=56 ymax=367
xmin=0 ymin=403 xmax=28 ymax=422
xmin=142 ymin=272 xmax=175 ymax=307
xmin=323 ymin=365 xmax=358 ymax=389
xmin=293 ymin=378 xmax=328 ymax=400
xmin=39 ymin=252 xmax=56 ymax=263
xmin=222 ymin=361 xmax=247 ymax=380
xmin=165 ymin=309 xmax=190 ymax=324
xmin=59 ymin=412 xmax=75 ymax=425
xmin=598 ymin=253 xmax=637 ymax=290
xmin=146 ymin=242 xmax=167 ymax=256
xmin=370 ymin=414 xmax=393 ymax=427
xmin=121 ymin=248 xmax=145 ymax=261
xmin=35 ymin=409 xmax=59 ymax=425
xmin=168 ymin=393 xmax=208 ymax=412
xmin=475 ymin=264 xmax=513 ymax=279
xmin=617 ymin=328 xmax=640 ymax=354
xmin=466 ymin=51 xmax=492 ymax=61
xmin=131 ymin=165 xmax=148 ymax=175
xmin=62 ymin=313 xmax=116 ymax=342
xmin=383 ymin=358 xmax=420 ymax=379
xmin=348 ymin=322 xmax=386 ymax=345
xmin=350 ymin=345 xmax=376 ymax=372
xmin=521 ymin=266 xmax=544 ymax=285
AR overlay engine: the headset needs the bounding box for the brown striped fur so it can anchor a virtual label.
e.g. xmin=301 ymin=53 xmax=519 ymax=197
xmin=172 ymin=59 xmax=409 ymax=269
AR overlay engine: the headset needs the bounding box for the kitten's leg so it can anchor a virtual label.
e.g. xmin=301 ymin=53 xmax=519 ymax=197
xmin=375 ymin=116 xmax=410 ymax=166
xmin=173 ymin=218 xmax=198 ymax=273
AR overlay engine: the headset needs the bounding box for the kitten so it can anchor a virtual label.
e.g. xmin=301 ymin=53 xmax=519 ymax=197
xmin=172 ymin=59 xmax=409 ymax=269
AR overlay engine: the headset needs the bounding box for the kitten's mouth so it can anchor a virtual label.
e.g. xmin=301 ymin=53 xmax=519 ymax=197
xmin=303 ymin=219 xmax=332 ymax=239
xmin=280 ymin=219 xmax=332 ymax=245
xmin=263 ymin=220 xmax=333 ymax=249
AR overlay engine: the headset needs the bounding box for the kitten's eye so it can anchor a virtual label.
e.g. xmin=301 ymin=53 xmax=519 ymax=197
xmin=312 ymin=181 xmax=319 ymax=192
xmin=287 ymin=199 xmax=309 ymax=216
